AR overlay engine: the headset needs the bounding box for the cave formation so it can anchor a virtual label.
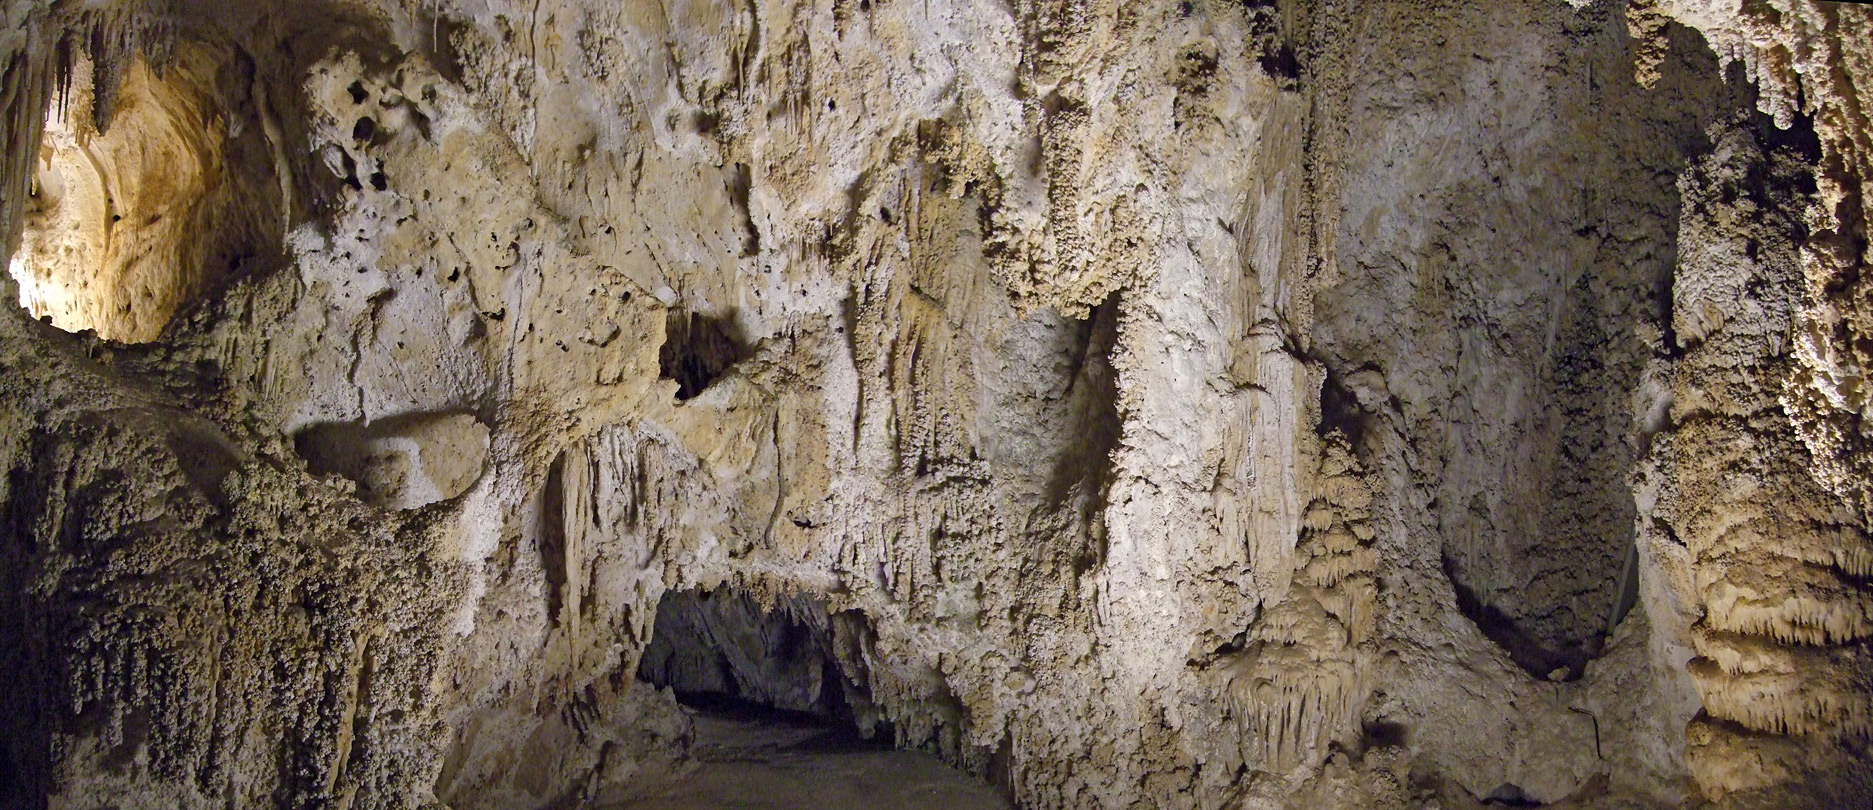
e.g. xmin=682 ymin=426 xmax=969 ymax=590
xmin=2 ymin=1 xmax=1872 ymax=808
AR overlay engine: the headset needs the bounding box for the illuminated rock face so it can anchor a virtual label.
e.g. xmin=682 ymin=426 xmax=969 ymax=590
xmin=0 ymin=2 xmax=1869 ymax=809
xmin=11 ymin=43 xmax=279 ymax=342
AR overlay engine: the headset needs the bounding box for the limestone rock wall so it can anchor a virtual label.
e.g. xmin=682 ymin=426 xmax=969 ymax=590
xmin=0 ymin=1 xmax=1870 ymax=809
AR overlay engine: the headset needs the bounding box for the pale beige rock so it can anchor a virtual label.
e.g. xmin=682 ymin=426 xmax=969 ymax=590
xmin=0 ymin=1 xmax=1869 ymax=810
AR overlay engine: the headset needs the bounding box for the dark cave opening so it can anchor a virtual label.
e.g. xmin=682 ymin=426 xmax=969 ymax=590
xmin=630 ymin=588 xmax=1013 ymax=809
xmin=636 ymin=587 xmax=879 ymax=729
xmin=658 ymin=310 xmax=750 ymax=401
xmin=625 ymin=588 xmax=1011 ymax=810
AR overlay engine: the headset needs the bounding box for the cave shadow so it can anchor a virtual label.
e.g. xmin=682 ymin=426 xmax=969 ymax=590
xmin=635 ymin=587 xmax=891 ymax=747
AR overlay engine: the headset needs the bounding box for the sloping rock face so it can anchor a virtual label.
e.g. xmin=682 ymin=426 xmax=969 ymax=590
xmin=0 ymin=1 xmax=1869 ymax=809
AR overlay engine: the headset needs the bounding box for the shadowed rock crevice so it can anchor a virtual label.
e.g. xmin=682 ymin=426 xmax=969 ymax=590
xmin=1043 ymin=291 xmax=1121 ymax=510
xmin=659 ymin=310 xmax=750 ymax=401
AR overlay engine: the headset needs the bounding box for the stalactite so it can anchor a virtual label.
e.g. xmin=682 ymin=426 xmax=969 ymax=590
xmin=1659 ymin=100 xmax=1873 ymax=801
xmin=1699 ymin=556 xmax=1873 ymax=645
xmin=1687 ymin=654 xmax=1872 ymax=739
xmin=56 ymin=8 xmax=178 ymax=136
xmin=1 ymin=45 xmax=53 ymax=262
xmin=1224 ymin=433 xmax=1376 ymax=774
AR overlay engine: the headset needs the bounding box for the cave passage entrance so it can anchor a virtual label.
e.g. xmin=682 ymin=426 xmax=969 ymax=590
xmin=636 ymin=587 xmax=882 ymax=733
xmin=629 ymin=587 xmax=1012 ymax=810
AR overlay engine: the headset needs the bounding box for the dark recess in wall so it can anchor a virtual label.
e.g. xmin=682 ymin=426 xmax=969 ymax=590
xmin=1441 ymin=551 xmax=1593 ymax=681
xmin=540 ymin=453 xmax=568 ymax=626
xmin=1317 ymin=369 xmax=1370 ymax=448
xmin=1045 ymin=291 xmax=1122 ymax=512
xmin=637 ymin=587 xmax=883 ymax=736
xmin=659 ymin=310 xmax=749 ymax=401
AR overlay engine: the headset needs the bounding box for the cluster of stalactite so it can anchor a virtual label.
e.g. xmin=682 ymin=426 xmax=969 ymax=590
xmin=1652 ymin=113 xmax=1873 ymax=801
xmin=1225 ymin=434 xmax=1376 ymax=774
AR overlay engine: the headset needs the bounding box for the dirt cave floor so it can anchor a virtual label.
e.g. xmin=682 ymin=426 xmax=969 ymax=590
xmin=598 ymin=704 xmax=1013 ymax=810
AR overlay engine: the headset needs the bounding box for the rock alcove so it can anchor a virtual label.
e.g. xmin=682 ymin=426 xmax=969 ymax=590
xmin=11 ymin=40 xmax=279 ymax=342
xmin=619 ymin=589 xmax=1011 ymax=808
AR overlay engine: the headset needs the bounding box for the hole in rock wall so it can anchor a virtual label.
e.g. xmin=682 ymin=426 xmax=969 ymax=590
xmin=633 ymin=589 xmax=1012 ymax=809
xmin=658 ymin=310 xmax=749 ymax=401
xmin=638 ymin=588 xmax=883 ymax=730
xmin=10 ymin=44 xmax=277 ymax=342
xmin=1317 ymin=369 xmax=1371 ymax=447
xmin=1043 ymin=291 xmax=1122 ymax=515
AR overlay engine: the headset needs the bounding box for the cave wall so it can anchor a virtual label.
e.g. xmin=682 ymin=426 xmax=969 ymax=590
xmin=0 ymin=1 xmax=1870 ymax=809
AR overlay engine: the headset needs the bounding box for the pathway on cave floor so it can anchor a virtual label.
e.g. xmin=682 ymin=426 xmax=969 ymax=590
xmin=600 ymin=708 xmax=1013 ymax=810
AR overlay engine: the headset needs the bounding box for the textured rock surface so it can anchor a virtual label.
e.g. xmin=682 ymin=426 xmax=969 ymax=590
xmin=0 ymin=0 xmax=1870 ymax=809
